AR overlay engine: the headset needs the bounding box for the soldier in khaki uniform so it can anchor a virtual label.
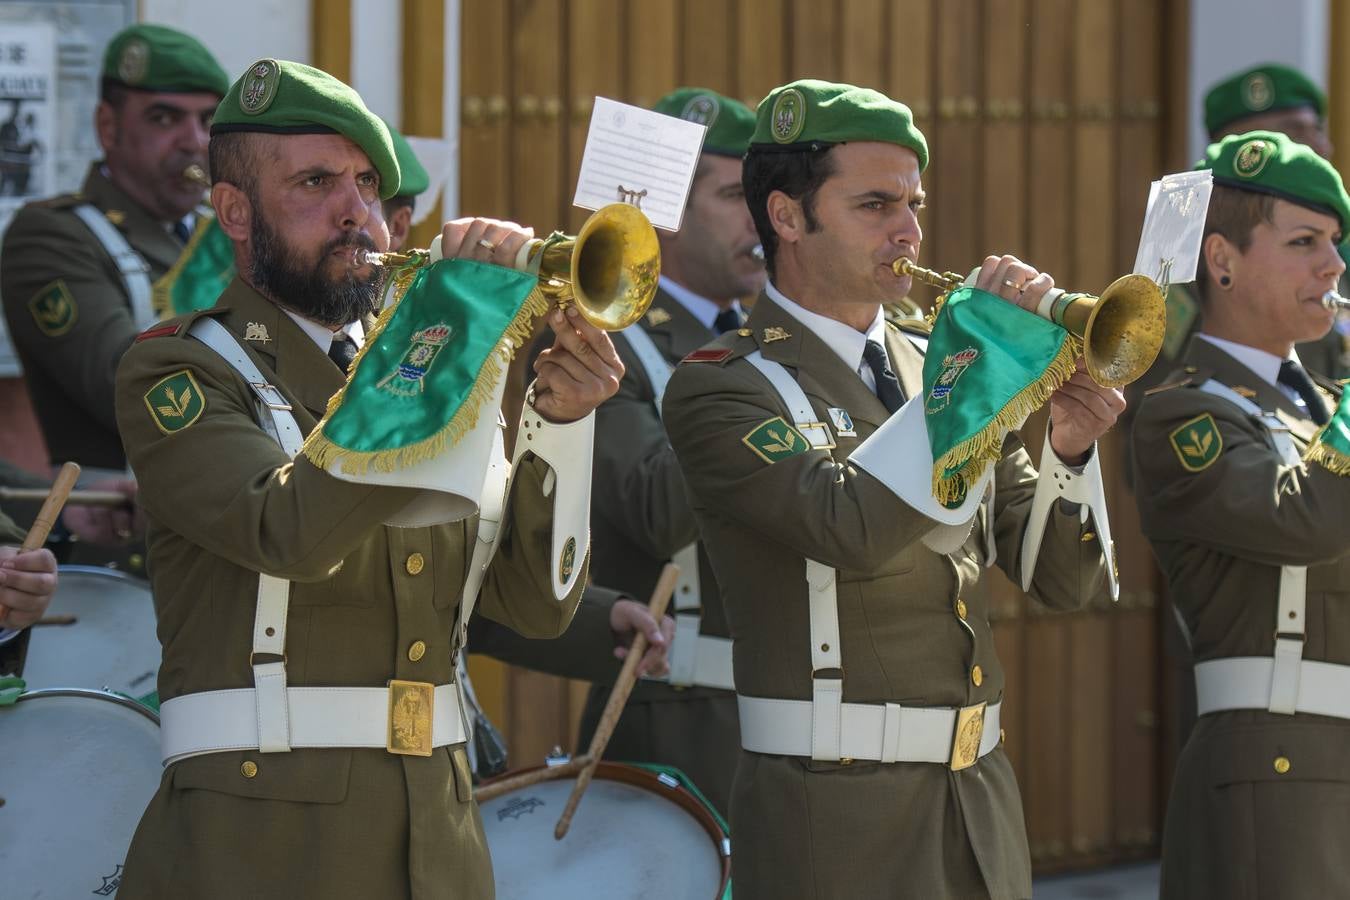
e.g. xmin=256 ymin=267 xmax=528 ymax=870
xmin=1 ymin=24 xmax=228 ymax=473
xmin=663 ymin=80 xmax=1120 ymax=899
xmin=113 ymin=61 xmax=623 ymax=899
xmin=1133 ymin=132 xmax=1350 ymax=898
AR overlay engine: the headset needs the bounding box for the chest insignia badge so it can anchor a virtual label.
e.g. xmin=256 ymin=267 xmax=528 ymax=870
xmin=762 ymin=326 xmax=791 ymax=343
xmin=827 ymin=407 xmax=856 ymax=437
xmin=645 ymin=307 xmax=672 ymax=327
xmin=244 ymin=322 xmax=272 ymax=343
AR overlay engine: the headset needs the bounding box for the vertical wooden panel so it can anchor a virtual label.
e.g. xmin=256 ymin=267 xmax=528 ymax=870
xmin=628 ymin=0 xmax=680 ymax=108
xmin=840 ymin=0 xmax=887 ymax=88
xmin=403 ymin=0 xmax=446 ymax=250
xmin=980 ymin=0 xmax=1028 ymax=256
xmin=312 ymin=0 xmax=352 ymax=84
xmin=510 ymin=0 xmax=567 ymax=232
xmin=1023 ymin=614 xmax=1071 ymax=866
xmin=790 ymin=0 xmax=840 ymax=76
xmin=681 ymin=0 xmax=736 ymax=93
xmin=1026 ymin=0 xmax=1073 ymax=282
xmin=930 ymin=0 xmax=981 ymax=275
xmin=735 ymin=0 xmax=789 ymax=107
xmin=567 ymin=0 xmax=623 ymax=232
xmin=457 ymin=0 xmax=509 ymax=217
xmin=887 ymin=1 xmax=936 ymax=305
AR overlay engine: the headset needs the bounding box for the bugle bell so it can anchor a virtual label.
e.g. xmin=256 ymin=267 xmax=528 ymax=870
xmin=892 ymin=257 xmax=1166 ymax=388
xmin=363 ymin=203 xmax=660 ymax=331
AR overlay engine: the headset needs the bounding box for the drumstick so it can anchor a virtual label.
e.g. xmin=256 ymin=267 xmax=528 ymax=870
xmin=0 ymin=462 xmax=79 ymax=627
xmin=0 ymin=487 xmax=129 ymax=508
xmin=554 ymin=562 xmax=678 ymax=840
xmin=472 ymin=754 xmax=594 ymax=803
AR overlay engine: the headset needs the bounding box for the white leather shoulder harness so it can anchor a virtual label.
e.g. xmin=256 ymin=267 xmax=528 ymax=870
xmin=73 ymin=204 xmax=156 ymax=331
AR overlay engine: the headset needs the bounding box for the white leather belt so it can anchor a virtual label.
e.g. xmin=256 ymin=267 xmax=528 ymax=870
xmin=660 ymin=633 xmax=734 ymax=691
xmin=1196 ymin=657 xmax=1350 ymax=720
xmin=738 ymin=694 xmax=1001 ymax=769
xmin=159 ymin=683 xmax=466 ymax=765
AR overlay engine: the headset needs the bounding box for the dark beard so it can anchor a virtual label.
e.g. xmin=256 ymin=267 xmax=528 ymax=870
xmin=249 ymin=215 xmax=383 ymax=328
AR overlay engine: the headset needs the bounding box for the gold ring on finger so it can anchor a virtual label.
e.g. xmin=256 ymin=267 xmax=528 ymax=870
xmin=478 ymin=238 xmax=497 ymax=252
xmin=1003 ymin=278 xmax=1026 ymax=292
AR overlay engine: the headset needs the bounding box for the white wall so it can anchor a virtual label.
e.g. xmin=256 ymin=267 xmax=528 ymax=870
xmin=139 ymin=0 xmax=311 ymax=81
xmin=1190 ymin=0 xmax=1328 ymax=158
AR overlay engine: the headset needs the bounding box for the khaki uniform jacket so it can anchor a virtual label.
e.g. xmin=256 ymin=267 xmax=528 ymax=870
xmin=2 ymin=164 xmax=190 ymax=470
xmin=1133 ymin=338 xmax=1350 ymax=900
xmin=663 ymin=295 xmax=1106 ymax=900
xmin=0 ymin=470 xmax=30 ymax=674
xmin=112 ymin=279 xmax=586 ymax=900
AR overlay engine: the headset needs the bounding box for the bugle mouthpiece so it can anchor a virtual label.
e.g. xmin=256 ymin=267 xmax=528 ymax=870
xmin=1322 ymin=290 xmax=1350 ymax=311
xmin=184 ymin=164 xmax=210 ymax=187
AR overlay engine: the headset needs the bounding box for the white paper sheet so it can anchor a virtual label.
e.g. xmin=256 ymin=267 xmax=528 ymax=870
xmin=1132 ymin=170 xmax=1214 ymax=286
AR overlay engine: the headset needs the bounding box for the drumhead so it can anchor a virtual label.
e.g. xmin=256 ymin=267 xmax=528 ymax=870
xmin=480 ymin=762 xmax=729 ymax=899
xmin=0 ymin=689 xmax=162 ymax=899
xmin=23 ymin=565 xmax=159 ymax=698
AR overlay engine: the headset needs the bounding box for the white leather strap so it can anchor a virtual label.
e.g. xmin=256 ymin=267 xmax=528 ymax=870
xmin=744 ymin=350 xmax=834 ymax=449
xmin=671 ymin=543 xmax=702 ymax=612
xmin=74 ymin=204 xmax=155 ymax=330
xmin=738 ymin=694 xmax=1002 ymax=765
xmin=1198 ymin=379 xmax=1301 ymax=466
xmin=159 ymin=683 xmax=466 ymax=765
xmin=1195 ymin=657 xmax=1350 ymax=719
xmin=457 ymin=423 xmax=510 ymax=649
xmin=620 ymin=324 xmax=673 ymax=417
xmin=514 ymin=403 xmax=595 ymax=600
xmin=1019 ymin=419 xmax=1117 ymax=601
xmin=659 ymin=631 xmax=734 ymax=690
xmin=189 ymin=318 xmax=304 ymax=457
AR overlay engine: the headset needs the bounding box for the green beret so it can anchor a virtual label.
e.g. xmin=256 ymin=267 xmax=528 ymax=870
xmin=1204 ymin=64 xmax=1326 ymax=136
xmin=652 ymin=88 xmax=755 ymax=157
xmin=212 ymin=59 xmax=400 ymax=200
xmin=1197 ymin=130 xmax=1350 ymax=230
xmin=102 ymin=24 xmax=230 ymax=97
xmin=749 ymin=79 xmax=928 ymax=170
xmin=384 ymin=122 xmax=430 ymax=198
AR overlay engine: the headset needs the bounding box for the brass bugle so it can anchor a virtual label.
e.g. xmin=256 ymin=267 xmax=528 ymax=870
xmin=363 ymin=203 xmax=660 ymax=332
xmin=184 ymin=164 xmax=210 ymax=188
xmin=1322 ymin=290 xmax=1350 ymax=311
xmin=893 ymin=257 xmax=1167 ymax=388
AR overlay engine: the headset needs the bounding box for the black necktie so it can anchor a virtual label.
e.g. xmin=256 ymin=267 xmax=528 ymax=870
xmin=1277 ymin=359 xmax=1330 ymax=425
xmin=172 ymin=219 xmax=191 ymax=244
xmin=328 ymin=332 xmax=358 ymax=374
xmin=713 ymin=307 xmax=741 ymax=335
xmin=862 ymin=339 xmax=905 ymax=414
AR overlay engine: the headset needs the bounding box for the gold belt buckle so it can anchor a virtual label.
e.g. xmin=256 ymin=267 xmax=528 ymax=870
xmin=949 ymin=701 xmax=987 ymax=771
xmin=387 ymin=680 xmax=435 ymax=757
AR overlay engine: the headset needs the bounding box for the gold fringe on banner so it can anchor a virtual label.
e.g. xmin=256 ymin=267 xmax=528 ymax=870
xmin=1304 ymin=429 xmax=1350 ymax=476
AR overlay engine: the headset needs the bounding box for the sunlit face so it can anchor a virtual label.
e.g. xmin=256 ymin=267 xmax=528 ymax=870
xmin=1218 ymin=106 xmax=1333 ymax=159
xmin=1228 ymin=198 xmax=1344 ymax=345
xmin=665 ymin=154 xmax=765 ymax=300
xmin=786 ymin=141 xmax=924 ymax=308
xmin=98 ymin=90 xmax=219 ymax=220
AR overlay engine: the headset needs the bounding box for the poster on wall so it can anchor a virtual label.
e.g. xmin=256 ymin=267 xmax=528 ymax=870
xmin=0 ymin=22 xmax=55 ymax=228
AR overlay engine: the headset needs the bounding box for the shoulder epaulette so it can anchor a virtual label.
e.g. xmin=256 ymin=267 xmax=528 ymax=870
xmin=28 ymin=193 xmax=84 ymax=211
xmin=132 ymin=308 xmax=225 ymax=343
xmin=679 ymin=328 xmax=753 ymax=366
xmin=890 ymin=316 xmax=932 ymax=337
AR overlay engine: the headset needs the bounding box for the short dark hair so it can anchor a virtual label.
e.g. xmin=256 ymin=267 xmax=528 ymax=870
xmin=208 ymin=131 xmax=266 ymax=202
xmin=1195 ymin=184 xmax=1276 ymax=305
xmin=382 ymin=194 xmax=416 ymax=217
xmin=741 ymin=144 xmax=837 ymax=277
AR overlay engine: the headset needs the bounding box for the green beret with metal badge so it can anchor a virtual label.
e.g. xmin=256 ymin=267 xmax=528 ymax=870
xmin=1197 ymin=130 xmax=1350 ymax=230
xmin=749 ymin=79 xmax=928 ymax=171
xmin=652 ymin=88 xmax=756 ymax=157
xmin=102 ymin=23 xmax=230 ymax=97
xmin=1204 ymin=64 xmax=1326 ymax=137
xmin=385 ymin=121 xmax=430 ymax=198
xmin=212 ymin=59 xmax=400 ymax=199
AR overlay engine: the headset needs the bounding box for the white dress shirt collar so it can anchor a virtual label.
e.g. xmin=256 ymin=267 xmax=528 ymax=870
xmin=658 ymin=275 xmax=742 ymax=331
xmin=1197 ymin=333 xmax=1288 ymax=389
xmin=282 ymin=310 xmax=366 ymax=352
xmin=764 ymin=280 xmax=889 ymax=389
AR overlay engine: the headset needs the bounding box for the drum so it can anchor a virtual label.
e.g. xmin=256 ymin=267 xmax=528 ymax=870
xmin=480 ymin=762 xmax=730 ymax=899
xmin=0 ymin=688 xmax=162 ymax=899
xmin=23 ymin=565 xmax=159 ymax=699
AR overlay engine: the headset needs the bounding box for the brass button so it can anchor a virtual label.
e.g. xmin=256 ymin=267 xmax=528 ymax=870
xmin=955 ymin=598 xmax=968 ymax=620
xmin=1274 ymin=756 xmax=1291 ymax=774
xmin=971 ymin=665 xmax=984 ymax=687
xmin=405 ymin=552 xmax=425 ymax=576
xmin=408 ymin=640 xmax=427 ymax=662
xmin=241 ymin=760 xmax=258 ymax=778
xmin=999 ymin=728 xmax=1006 ymax=745
xmin=129 ymin=553 xmax=145 ymax=571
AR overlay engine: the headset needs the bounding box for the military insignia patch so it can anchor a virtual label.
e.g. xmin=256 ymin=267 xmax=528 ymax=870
xmin=1169 ymin=412 xmax=1223 ymax=472
xmin=771 ymin=88 xmax=807 ymax=143
xmin=1241 ymin=71 xmax=1275 ymax=112
xmin=742 ymin=416 xmax=810 ymax=464
xmin=104 ymin=209 xmax=126 ymax=227
xmin=559 ymin=536 xmax=577 ymax=582
xmin=28 ymin=280 xmax=77 ymax=337
xmin=378 ymin=323 xmax=452 ymax=396
xmin=240 ymin=59 xmax=281 ymax=116
xmin=244 ymin=322 xmax=272 ymax=343
xmin=680 ymin=93 xmax=720 ymax=126
xmin=118 ymin=39 xmax=149 ymax=85
xmin=144 ymin=370 xmax=206 ymax=435
xmin=827 ymin=407 xmax=856 ymax=437
xmin=645 ymin=307 xmax=672 ymax=327
xmin=762 ymin=326 xmax=791 ymax=343
xmin=926 ymin=347 xmax=979 ymax=413
xmin=1234 ymin=139 xmax=1273 ymax=179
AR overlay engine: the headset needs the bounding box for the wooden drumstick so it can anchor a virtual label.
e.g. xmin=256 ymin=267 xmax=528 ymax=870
xmin=554 ymin=562 xmax=678 ymax=840
xmin=0 ymin=462 xmax=79 ymax=627
xmin=0 ymin=487 xmax=129 ymax=508
xmin=473 ymin=754 xmax=594 ymax=803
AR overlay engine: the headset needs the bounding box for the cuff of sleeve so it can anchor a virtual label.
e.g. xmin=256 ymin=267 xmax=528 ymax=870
xmin=850 ymin=395 xmax=994 ymax=526
xmin=514 ymin=402 xmax=595 ymax=601
xmin=1019 ymin=422 xmax=1117 ymax=600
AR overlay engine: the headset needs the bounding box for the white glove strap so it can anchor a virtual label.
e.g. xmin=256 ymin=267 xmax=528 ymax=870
xmin=514 ymin=401 xmax=595 ymax=600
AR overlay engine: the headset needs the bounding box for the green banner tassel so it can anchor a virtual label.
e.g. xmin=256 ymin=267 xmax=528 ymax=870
xmin=924 ymin=287 xmax=1081 ymax=507
xmin=302 ymin=258 xmax=547 ymax=475
xmin=152 ymin=217 xmax=237 ymax=316
xmin=1304 ymin=386 xmax=1350 ymax=475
